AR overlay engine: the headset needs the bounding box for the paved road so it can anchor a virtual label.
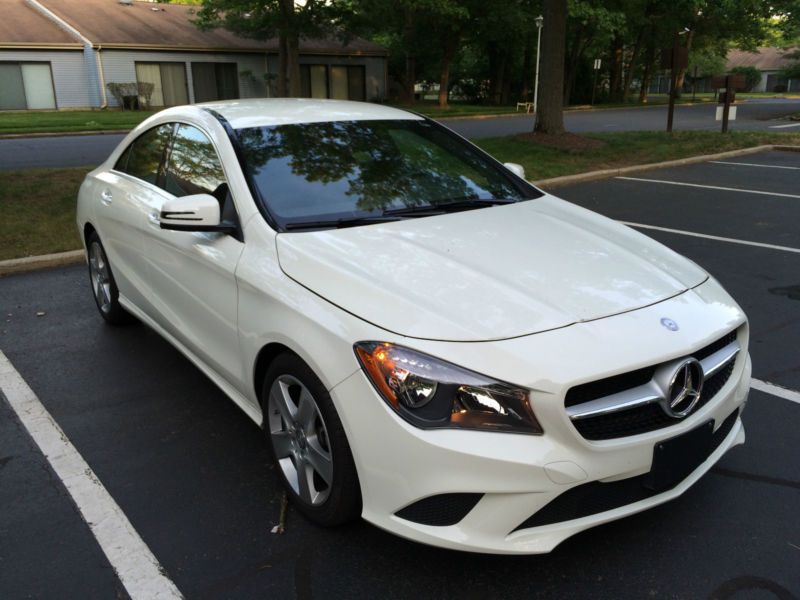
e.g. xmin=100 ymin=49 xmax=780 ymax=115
xmin=1 ymin=99 xmax=799 ymax=171
xmin=1 ymin=151 xmax=798 ymax=599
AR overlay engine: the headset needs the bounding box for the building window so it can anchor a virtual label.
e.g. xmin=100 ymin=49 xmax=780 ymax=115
xmin=191 ymin=63 xmax=239 ymax=103
xmin=0 ymin=62 xmax=56 ymax=110
xmin=135 ymin=62 xmax=188 ymax=107
xmin=299 ymin=64 xmax=366 ymax=101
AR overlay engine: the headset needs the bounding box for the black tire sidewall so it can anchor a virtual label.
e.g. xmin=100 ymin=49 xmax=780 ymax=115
xmin=262 ymin=353 xmax=361 ymax=526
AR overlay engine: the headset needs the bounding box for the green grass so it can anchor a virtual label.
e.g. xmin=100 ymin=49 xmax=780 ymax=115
xmin=475 ymin=130 xmax=800 ymax=180
xmin=0 ymin=110 xmax=154 ymax=135
xmin=0 ymin=167 xmax=88 ymax=260
xmin=1 ymin=130 xmax=798 ymax=260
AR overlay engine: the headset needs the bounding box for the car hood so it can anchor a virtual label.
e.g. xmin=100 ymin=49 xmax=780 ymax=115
xmin=276 ymin=195 xmax=707 ymax=342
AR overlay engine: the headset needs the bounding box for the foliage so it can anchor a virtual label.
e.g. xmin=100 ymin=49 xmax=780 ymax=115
xmin=731 ymin=66 xmax=762 ymax=91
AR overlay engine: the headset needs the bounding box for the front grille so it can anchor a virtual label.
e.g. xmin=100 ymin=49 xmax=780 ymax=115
xmin=513 ymin=409 xmax=739 ymax=531
xmin=567 ymin=329 xmax=739 ymax=441
xmin=395 ymin=493 xmax=483 ymax=526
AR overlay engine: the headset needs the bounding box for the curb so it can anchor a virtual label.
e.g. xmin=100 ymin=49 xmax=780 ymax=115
xmin=532 ymin=144 xmax=797 ymax=189
xmin=0 ymin=129 xmax=129 ymax=140
xmin=0 ymin=250 xmax=84 ymax=277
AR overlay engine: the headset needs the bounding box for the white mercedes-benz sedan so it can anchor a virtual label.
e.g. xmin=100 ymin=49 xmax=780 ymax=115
xmin=76 ymin=99 xmax=750 ymax=554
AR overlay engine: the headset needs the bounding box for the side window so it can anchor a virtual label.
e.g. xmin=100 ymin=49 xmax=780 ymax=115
xmin=164 ymin=125 xmax=227 ymax=200
xmin=121 ymin=124 xmax=174 ymax=186
xmin=114 ymin=145 xmax=132 ymax=173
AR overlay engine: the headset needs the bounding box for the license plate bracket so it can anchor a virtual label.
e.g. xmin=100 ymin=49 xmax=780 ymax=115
xmin=643 ymin=420 xmax=715 ymax=492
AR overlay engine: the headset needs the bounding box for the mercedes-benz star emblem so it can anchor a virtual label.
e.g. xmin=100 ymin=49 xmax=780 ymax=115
xmin=660 ymin=317 xmax=679 ymax=331
xmin=663 ymin=358 xmax=704 ymax=418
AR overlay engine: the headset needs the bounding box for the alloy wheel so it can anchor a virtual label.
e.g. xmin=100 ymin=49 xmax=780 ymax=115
xmin=268 ymin=374 xmax=334 ymax=506
xmin=89 ymin=241 xmax=112 ymax=314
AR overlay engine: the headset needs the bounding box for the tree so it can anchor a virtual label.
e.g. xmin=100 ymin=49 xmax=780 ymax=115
xmin=195 ymin=0 xmax=338 ymax=97
xmin=535 ymin=0 xmax=567 ymax=134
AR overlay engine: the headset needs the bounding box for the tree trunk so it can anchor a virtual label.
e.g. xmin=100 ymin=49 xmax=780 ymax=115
xmin=563 ymin=23 xmax=588 ymax=106
xmin=608 ymin=35 xmax=624 ymax=102
xmin=534 ymin=0 xmax=567 ymax=134
xmin=639 ymin=40 xmax=655 ymax=103
xmin=621 ymin=27 xmax=645 ymax=101
xmin=277 ymin=32 xmax=288 ymax=97
xmin=402 ymin=8 xmax=416 ymax=104
xmin=674 ymin=30 xmax=693 ymax=98
xmin=521 ymin=34 xmax=533 ymax=101
xmin=286 ymin=33 xmax=301 ymax=97
xmin=438 ymin=32 xmax=459 ymax=108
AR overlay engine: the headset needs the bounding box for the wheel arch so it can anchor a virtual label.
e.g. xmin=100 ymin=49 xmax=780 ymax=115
xmin=253 ymin=342 xmax=297 ymax=411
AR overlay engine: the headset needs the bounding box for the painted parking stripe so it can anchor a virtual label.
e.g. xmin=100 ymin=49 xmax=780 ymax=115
xmin=710 ymin=161 xmax=800 ymax=171
xmin=0 ymin=352 xmax=183 ymax=600
xmin=616 ymin=176 xmax=800 ymax=200
xmin=620 ymin=221 xmax=800 ymax=255
xmin=768 ymin=123 xmax=800 ymax=129
xmin=751 ymin=379 xmax=800 ymax=405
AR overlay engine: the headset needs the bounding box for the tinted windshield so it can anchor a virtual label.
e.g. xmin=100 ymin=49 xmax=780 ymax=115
xmin=235 ymin=119 xmax=539 ymax=229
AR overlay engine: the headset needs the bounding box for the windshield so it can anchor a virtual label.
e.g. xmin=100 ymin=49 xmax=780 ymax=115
xmin=234 ymin=119 xmax=540 ymax=229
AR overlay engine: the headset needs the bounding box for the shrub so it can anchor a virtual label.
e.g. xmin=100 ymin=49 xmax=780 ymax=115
xmin=730 ymin=66 xmax=761 ymax=91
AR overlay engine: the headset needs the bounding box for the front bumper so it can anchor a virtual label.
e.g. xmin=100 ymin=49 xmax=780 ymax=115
xmin=330 ymin=280 xmax=750 ymax=554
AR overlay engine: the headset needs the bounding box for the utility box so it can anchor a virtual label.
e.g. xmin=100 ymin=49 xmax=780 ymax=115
xmin=718 ymin=90 xmax=736 ymax=104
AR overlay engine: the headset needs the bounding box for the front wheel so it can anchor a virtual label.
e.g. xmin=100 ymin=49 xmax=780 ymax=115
xmin=263 ymin=353 xmax=361 ymax=526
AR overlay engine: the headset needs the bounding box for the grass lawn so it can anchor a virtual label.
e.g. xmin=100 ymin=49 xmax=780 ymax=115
xmin=0 ymin=167 xmax=88 ymax=260
xmin=1 ymin=130 xmax=798 ymax=260
xmin=476 ymin=130 xmax=800 ymax=180
xmin=0 ymin=110 xmax=154 ymax=135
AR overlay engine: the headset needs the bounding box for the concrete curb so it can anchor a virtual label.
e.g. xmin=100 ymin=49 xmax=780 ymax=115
xmin=532 ymin=144 xmax=797 ymax=189
xmin=0 ymin=130 xmax=129 ymax=140
xmin=2 ymin=143 xmax=798 ymax=276
xmin=0 ymin=250 xmax=84 ymax=277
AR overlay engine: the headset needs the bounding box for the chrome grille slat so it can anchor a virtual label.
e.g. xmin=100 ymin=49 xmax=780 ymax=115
xmin=565 ymin=330 xmax=741 ymax=440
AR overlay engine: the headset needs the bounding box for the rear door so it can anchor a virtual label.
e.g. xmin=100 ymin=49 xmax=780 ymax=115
xmin=139 ymin=123 xmax=245 ymax=387
xmin=93 ymin=123 xmax=173 ymax=314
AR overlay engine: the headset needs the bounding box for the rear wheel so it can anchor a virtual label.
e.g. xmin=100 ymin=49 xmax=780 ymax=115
xmin=86 ymin=232 xmax=134 ymax=326
xmin=263 ymin=353 xmax=361 ymax=526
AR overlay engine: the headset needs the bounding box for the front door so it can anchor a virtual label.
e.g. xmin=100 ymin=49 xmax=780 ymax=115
xmin=139 ymin=124 xmax=245 ymax=388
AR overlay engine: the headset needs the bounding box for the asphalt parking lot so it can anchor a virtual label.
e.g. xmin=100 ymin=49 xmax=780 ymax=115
xmin=1 ymin=150 xmax=799 ymax=599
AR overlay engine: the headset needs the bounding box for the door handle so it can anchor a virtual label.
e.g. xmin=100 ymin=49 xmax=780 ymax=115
xmin=148 ymin=211 xmax=161 ymax=226
xmin=100 ymin=189 xmax=113 ymax=205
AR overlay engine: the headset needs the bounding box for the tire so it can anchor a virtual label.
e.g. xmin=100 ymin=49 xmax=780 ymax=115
xmin=86 ymin=232 xmax=135 ymax=326
xmin=262 ymin=353 xmax=361 ymax=526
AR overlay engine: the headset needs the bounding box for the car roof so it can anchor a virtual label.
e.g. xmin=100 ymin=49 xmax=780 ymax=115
xmin=195 ymin=98 xmax=423 ymax=129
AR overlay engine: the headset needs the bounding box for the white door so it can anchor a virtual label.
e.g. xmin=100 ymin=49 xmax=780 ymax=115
xmin=94 ymin=124 xmax=173 ymax=314
xmin=139 ymin=124 xmax=245 ymax=386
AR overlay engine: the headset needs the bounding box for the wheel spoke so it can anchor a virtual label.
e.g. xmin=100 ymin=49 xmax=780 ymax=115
xmin=305 ymin=441 xmax=333 ymax=485
xmin=271 ymin=430 xmax=293 ymax=459
xmin=296 ymin=388 xmax=316 ymax=432
xmin=296 ymin=458 xmax=314 ymax=503
xmin=270 ymin=380 xmax=296 ymax=424
xmin=100 ymin=282 xmax=112 ymax=307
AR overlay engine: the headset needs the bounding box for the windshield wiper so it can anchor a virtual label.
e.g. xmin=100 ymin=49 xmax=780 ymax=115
xmin=283 ymin=215 xmax=405 ymax=231
xmin=383 ymin=198 xmax=517 ymax=217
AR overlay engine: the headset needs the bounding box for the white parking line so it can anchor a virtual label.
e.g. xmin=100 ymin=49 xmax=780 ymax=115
xmin=0 ymin=352 xmax=183 ymax=600
xmin=768 ymin=123 xmax=800 ymax=129
xmin=752 ymin=379 xmax=800 ymax=405
xmin=620 ymin=222 xmax=800 ymax=255
xmin=616 ymin=176 xmax=800 ymax=200
xmin=710 ymin=161 xmax=800 ymax=171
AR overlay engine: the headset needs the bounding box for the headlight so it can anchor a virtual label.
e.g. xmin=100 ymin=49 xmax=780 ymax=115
xmin=354 ymin=342 xmax=542 ymax=435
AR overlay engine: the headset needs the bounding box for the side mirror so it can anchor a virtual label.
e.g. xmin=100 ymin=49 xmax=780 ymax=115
xmin=503 ymin=162 xmax=526 ymax=180
xmin=159 ymin=194 xmax=234 ymax=233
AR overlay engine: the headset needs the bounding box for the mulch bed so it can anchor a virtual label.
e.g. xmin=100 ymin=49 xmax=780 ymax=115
xmin=514 ymin=132 xmax=607 ymax=152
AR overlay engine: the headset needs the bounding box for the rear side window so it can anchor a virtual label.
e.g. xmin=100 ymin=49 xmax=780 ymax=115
xmin=164 ymin=124 xmax=227 ymax=198
xmin=116 ymin=124 xmax=173 ymax=186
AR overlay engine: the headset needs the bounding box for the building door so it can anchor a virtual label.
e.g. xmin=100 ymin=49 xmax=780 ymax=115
xmin=0 ymin=62 xmax=56 ymax=110
xmin=136 ymin=62 xmax=188 ymax=107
